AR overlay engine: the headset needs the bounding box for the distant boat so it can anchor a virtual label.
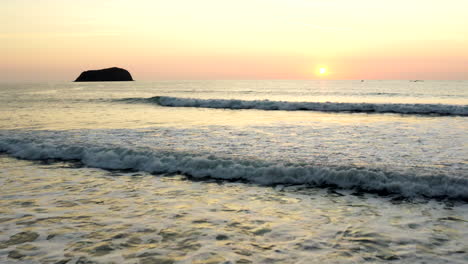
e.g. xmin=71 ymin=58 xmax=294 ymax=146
xmin=410 ymin=80 xmax=424 ymax=82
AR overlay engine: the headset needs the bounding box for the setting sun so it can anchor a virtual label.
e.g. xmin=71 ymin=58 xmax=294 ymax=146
xmin=319 ymin=68 xmax=327 ymax=75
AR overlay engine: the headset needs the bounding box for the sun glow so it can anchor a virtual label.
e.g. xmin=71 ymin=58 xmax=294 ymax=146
xmin=2 ymin=0 xmax=468 ymax=81
xmin=316 ymin=67 xmax=329 ymax=77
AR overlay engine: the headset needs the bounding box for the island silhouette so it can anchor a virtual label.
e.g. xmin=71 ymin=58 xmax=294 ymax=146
xmin=74 ymin=67 xmax=133 ymax=82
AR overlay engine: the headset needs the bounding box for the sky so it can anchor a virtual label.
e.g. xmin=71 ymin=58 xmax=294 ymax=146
xmin=1 ymin=0 xmax=468 ymax=81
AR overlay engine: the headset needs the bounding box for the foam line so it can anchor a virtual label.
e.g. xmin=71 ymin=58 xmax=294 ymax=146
xmin=129 ymin=96 xmax=468 ymax=116
xmin=1 ymin=138 xmax=467 ymax=200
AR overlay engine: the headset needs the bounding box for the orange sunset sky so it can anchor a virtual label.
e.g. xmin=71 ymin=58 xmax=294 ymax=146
xmin=1 ymin=0 xmax=468 ymax=81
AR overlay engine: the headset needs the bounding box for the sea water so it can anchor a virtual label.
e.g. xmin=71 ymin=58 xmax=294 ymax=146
xmin=0 ymin=80 xmax=467 ymax=263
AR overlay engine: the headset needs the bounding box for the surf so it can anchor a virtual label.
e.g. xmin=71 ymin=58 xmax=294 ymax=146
xmin=117 ymin=96 xmax=468 ymax=116
xmin=1 ymin=137 xmax=467 ymax=200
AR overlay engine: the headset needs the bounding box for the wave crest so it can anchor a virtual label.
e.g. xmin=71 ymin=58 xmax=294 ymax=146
xmin=1 ymin=138 xmax=467 ymax=200
xmin=127 ymin=96 xmax=468 ymax=116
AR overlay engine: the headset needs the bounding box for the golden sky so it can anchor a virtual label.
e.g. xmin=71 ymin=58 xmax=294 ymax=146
xmin=1 ymin=0 xmax=468 ymax=81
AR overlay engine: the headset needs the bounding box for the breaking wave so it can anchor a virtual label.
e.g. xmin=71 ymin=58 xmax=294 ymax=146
xmin=121 ymin=96 xmax=468 ymax=116
xmin=1 ymin=138 xmax=467 ymax=200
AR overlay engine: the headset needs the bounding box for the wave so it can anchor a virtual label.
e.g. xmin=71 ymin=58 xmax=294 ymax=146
xmin=1 ymin=138 xmax=467 ymax=200
xmin=120 ymin=96 xmax=468 ymax=116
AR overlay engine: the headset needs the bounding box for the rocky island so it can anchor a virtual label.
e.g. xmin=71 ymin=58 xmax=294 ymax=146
xmin=74 ymin=67 xmax=133 ymax=82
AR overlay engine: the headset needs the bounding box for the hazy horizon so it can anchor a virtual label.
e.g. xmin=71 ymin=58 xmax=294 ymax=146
xmin=2 ymin=0 xmax=468 ymax=82
xmin=3 ymin=78 xmax=468 ymax=84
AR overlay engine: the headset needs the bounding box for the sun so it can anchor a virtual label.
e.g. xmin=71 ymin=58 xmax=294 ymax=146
xmin=313 ymin=66 xmax=330 ymax=78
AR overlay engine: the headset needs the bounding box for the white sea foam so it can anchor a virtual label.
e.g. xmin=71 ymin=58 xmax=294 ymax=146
xmin=137 ymin=96 xmax=468 ymax=116
xmin=1 ymin=138 xmax=467 ymax=200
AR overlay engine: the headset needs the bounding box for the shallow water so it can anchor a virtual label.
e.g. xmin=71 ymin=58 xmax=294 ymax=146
xmin=1 ymin=156 xmax=467 ymax=263
xmin=0 ymin=80 xmax=467 ymax=263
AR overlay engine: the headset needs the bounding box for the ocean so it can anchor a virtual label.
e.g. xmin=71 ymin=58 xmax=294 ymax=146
xmin=0 ymin=80 xmax=467 ymax=263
